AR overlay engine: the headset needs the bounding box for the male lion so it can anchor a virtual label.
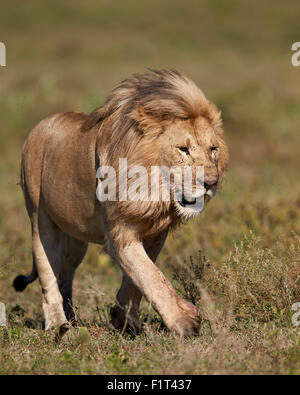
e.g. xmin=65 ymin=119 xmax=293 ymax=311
xmin=13 ymin=70 xmax=228 ymax=337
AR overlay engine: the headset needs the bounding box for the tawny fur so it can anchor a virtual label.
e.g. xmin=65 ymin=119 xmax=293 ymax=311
xmin=14 ymin=70 xmax=228 ymax=337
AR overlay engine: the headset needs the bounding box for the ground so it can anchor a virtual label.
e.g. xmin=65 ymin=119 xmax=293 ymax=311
xmin=0 ymin=0 xmax=299 ymax=374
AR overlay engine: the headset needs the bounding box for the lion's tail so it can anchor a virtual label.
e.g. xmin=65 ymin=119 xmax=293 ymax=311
xmin=13 ymin=266 xmax=38 ymax=292
xmin=13 ymin=162 xmax=38 ymax=292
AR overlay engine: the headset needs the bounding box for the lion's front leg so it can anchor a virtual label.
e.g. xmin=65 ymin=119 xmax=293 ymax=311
xmin=111 ymin=236 xmax=201 ymax=337
xmin=111 ymin=231 xmax=168 ymax=334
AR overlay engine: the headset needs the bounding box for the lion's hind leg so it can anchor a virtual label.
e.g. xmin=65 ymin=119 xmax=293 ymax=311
xmin=30 ymin=208 xmax=68 ymax=330
xmin=31 ymin=209 xmax=87 ymax=331
xmin=58 ymin=234 xmax=88 ymax=324
xmin=110 ymin=273 xmax=142 ymax=335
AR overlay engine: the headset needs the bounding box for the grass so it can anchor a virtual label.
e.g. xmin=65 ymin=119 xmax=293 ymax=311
xmin=0 ymin=0 xmax=300 ymax=374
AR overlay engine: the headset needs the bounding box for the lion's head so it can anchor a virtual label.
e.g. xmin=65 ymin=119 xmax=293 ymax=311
xmin=85 ymin=70 xmax=228 ymax=231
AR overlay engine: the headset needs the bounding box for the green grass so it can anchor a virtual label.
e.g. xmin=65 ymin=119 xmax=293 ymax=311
xmin=0 ymin=0 xmax=300 ymax=374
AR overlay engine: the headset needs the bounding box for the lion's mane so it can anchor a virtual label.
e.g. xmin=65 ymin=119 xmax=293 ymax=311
xmin=82 ymin=70 xmax=227 ymax=238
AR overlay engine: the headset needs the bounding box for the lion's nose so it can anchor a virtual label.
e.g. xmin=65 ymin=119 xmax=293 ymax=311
xmin=204 ymin=174 xmax=218 ymax=189
xmin=204 ymin=181 xmax=217 ymax=190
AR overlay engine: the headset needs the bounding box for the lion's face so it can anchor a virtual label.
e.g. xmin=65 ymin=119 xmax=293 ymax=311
xmin=156 ymin=116 xmax=228 ymax=218
xmin=91 ymin=69 xmax=229 ymax=225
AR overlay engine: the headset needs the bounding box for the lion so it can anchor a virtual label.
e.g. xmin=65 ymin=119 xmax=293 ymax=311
xmin=13 ymin=70 xmax=228 ymax=337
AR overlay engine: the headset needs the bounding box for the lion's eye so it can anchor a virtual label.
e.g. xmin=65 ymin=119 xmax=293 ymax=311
xmin=178 ymin=147 xmax=190 ymax=155
xmin=210 ymin=146 xmax=219 ymax=161
xmin=210 ymin=146 xmax=218 ymax=155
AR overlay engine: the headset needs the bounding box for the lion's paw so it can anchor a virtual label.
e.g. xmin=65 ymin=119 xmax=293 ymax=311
xmin=110 ymin=305 xmax=141 ymax=335
xmin=171 ymin=300 xmax=201 ymax=337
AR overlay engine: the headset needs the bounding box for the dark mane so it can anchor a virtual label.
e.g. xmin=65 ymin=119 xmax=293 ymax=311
xmin=81 ymin=69 xmax=221 ymax=133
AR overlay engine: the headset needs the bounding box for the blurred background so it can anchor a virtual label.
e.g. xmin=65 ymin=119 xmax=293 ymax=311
xmin=0 ymin=0 xmax=299 ymax=374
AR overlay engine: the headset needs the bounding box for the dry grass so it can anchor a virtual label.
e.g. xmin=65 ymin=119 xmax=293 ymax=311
xmin=0 ymin=0 xmax=300 ymax=375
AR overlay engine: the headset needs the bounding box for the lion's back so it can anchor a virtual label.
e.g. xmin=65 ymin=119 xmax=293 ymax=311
xmin=21 ymin=112 xmax=88 ymax=209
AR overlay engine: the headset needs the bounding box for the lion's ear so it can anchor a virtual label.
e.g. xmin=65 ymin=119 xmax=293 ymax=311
xmin=130 ymin=105 xmax=171 ymax=134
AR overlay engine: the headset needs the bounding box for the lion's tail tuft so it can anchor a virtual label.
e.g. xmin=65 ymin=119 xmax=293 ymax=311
xmin=13 ymin=271 xmax=38 ymax=292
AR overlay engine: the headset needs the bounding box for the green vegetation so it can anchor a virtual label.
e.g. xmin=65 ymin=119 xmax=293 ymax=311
xmin=0 ymin=0 xmax=299 ymax=374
